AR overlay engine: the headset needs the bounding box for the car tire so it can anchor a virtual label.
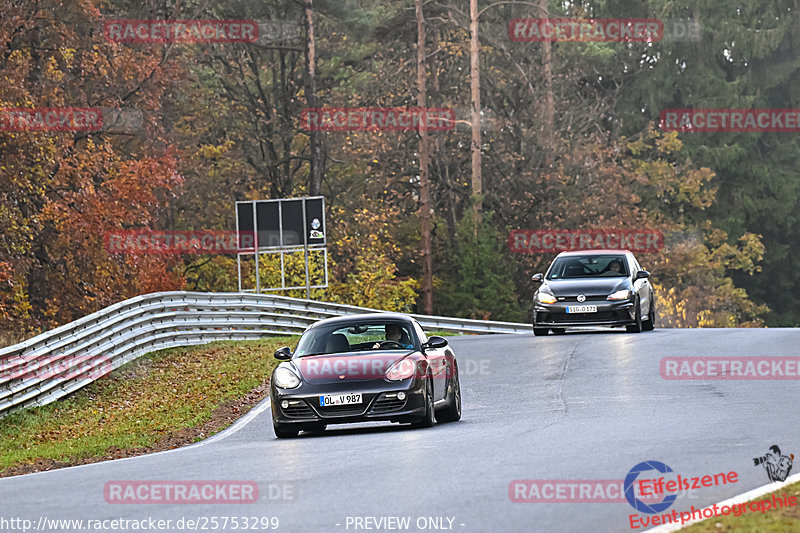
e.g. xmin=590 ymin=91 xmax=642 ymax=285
xmin=642 ymin=298 xmax=655 ymax=331
xmin=436 ymin=363 xmax=461 ymax=423
xmin=626 ymin=297 xmax=643 ymax=333
xmin=533 ymin=327 xmax=549 ymax=336
xmin=410 ymin=373 xmax=435 ymax=429
xmin=551 ymin=328 xmax=566 ymax=335
xmin=273 ymin=423 xmax=299 ymax=439
xmin=304 ymin=423 xmax=327 ymax=434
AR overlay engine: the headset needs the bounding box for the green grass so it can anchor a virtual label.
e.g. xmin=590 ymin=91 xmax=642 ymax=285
xmin=682 ymin=483 xmax=800 ymax=532
xmin=427 ymin=331 xmax=465 ymax=337
xmin=0 ymin=336 xmax=296 ymax=472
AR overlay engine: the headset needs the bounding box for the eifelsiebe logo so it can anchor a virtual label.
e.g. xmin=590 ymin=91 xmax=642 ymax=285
xmin=624 ymin=460 xmax=677 ymax=514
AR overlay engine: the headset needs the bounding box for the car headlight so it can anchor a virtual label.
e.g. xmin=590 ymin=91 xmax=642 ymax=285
xmin=607 ymin=289 xmax=632 ymax=301
xmin=273 ymin=366 xmax=301 ymax=389
xmin=536 ymin=291 xmax=557 ymax=304
xmin=385 ymin=358 xmax=418 ymax=381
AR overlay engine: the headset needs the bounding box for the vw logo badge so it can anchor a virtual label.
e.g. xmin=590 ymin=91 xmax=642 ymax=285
xmin=577 ymin=294 xmax=586 ymax=303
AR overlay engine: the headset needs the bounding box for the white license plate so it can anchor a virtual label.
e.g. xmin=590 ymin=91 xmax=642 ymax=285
xmin=320 ymin=393 xmax=362 ymax=406
xmin=566 ymin=305 xmax=597 ymax=313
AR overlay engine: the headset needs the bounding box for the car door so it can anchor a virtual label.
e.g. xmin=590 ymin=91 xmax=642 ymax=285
xmin=628 ymin=254 xmax=651 ymax=312
xmin=412 ymin=320 xmax=447 ymax=401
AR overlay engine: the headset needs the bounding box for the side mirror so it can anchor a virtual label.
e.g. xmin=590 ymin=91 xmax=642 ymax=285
xmin=422 ymin=336 xmax=448 ymax=351
xmin=634 ymin=270 xmax=650 ymax=280
xmin=274 ymin=346 xmax=293 ymax=361
xmin=532 ymin=273 xmax=544 ymax=283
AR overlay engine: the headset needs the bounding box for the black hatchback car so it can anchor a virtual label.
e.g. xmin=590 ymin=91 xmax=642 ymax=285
xmin=269 ymin=313 xmax=462 ymax=438
xmin=531 ymin=250 xmax=655 ymax=335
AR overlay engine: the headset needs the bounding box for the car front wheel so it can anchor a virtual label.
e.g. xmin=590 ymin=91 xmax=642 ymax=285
xmin=411 ymin=374 xmax=435 ymax=429
xmin=626 ymin=297 xmax=643 ymax=333
xmin=642 ymin=297 xmax=655 ymax=331
xmin=436 ymin=364 xmax=461 ymax=423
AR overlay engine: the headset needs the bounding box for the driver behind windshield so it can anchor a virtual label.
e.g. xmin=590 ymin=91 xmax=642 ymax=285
xmin=372 ymin=324 xmax=414 ymax=350
xmin=601 ymin=258 xmax=626 ymax=275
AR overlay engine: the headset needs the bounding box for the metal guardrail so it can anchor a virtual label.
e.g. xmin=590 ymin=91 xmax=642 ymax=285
xmin=0 ymin=292 xmax=529 ymax=415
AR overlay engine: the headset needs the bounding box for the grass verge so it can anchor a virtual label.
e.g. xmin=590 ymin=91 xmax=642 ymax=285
xmin=427 ymin=331 xmax=466 ymax=337
xmin=0 ymin=336 xmax=296 ymax=477
xmin=680 ymin=482 xmax=800 ymax=532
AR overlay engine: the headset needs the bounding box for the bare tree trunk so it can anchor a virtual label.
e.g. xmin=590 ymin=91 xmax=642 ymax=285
xmin=416 ymin=0 xmax=433 ymax=315
xmin=539 ymin=0 xmax=554 ymax=169
xmin=431 ymin=29 xmax=457 ymax=245
xmin=470 ymin=0 xmax=482 ymax=228
xmin=304 ymin=0 xmax=323 ymax=196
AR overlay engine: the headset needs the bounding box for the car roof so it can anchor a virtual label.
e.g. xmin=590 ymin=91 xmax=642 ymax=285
xmin=306 ymin=313 xmax=414 ymax=329
xmin=556 ymin=249 xmax=631 ymax=256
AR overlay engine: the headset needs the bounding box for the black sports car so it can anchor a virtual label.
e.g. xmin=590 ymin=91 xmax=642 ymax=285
xmin=269 ymin=313 xmax=461 ymax=438
xmin=531 ymin=249 xmax=656 ymax=335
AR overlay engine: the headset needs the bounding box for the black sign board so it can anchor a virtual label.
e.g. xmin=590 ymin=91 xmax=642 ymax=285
xmin=305 ymin=197 xmax=325 ymax=246
xmin=256 ymin=201 xmax=281 ymax=247
xmin=236 ymin=197 xmax=326 ymax=250
xmin=236 ymin=204 xmax=255 ymax=249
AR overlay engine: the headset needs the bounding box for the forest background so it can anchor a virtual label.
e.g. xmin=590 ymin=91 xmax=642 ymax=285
xmin=2 ymin=0 xmax=797 ymax=344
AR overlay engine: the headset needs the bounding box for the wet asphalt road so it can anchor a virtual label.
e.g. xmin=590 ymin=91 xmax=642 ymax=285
xmin=2 ymin=328 xmax=800 ymax=533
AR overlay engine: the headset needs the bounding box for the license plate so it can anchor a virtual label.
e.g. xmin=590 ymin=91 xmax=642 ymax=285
xmin=320 ymin=393 xmax=362 ymax=406
xmin=566 ymin=305 xmax=597 ymax=313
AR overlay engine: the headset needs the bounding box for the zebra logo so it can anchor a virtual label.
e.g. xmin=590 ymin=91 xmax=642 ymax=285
xmin=753 ymin=445 xmax=794 ymax=482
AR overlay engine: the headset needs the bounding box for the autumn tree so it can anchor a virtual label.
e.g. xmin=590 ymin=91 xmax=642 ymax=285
xmin=0 ymin=0 xmax=184 ymax=336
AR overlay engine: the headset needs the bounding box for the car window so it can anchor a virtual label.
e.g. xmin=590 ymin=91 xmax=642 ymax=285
xmin=335 ymin=325 xmax=388 ymax=344
xmin=546 ymin=255 xmax=629 ymax=279
xmin=412 ymin=319 xmax=428 ymax=344
xmin=294 ymin=322 xmax=415 ymax=356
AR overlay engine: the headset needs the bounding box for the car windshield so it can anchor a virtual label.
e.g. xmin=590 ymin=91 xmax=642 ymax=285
xmin=546 ymin=255 xmax=628 ymax=279
xmin=294 ymin=321 xmax=416 ymax=356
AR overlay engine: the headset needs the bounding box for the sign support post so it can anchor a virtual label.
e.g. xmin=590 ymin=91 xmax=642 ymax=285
xmin=252 ymin=201 xmax=260 ymax=294
xmin=301 ymin=199 xmax=311 ymax=298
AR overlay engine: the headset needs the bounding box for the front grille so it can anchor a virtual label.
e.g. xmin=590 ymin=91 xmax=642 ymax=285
xmin=281 ymin=400 xmax=316 ymax=418
xmin=370 ymin=394 xmax=407 ymax=414
xmin=559 ymin=295 xmax=608 ymax=302
xmin=549 ymin=311 xmax=617 ymax=323
xmin=317 ymin=405 xmax=366 ymax=417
